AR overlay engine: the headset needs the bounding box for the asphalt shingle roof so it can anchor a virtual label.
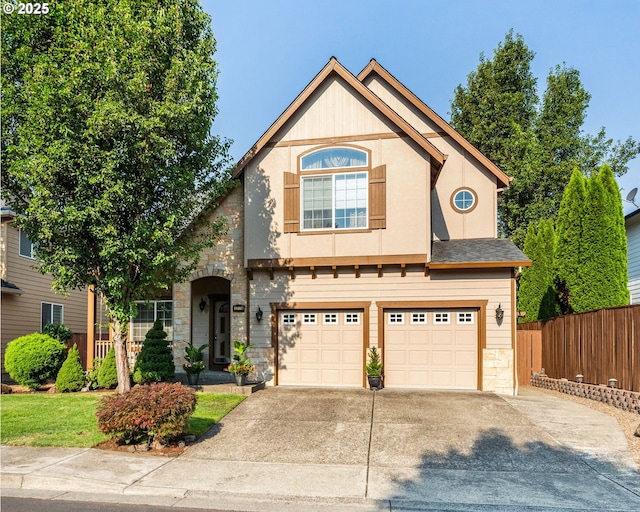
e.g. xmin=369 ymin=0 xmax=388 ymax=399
xmin=431 ymin=238 xmax=530 ymax=266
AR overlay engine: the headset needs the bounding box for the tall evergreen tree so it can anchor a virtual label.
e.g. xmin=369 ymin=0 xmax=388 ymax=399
xmin=450 ymin=31 xmax=639 ymax=248
xmin=591 ymin=165 xmax=629 ymax=306
xmin=554 ymin=169 xmax=586 ymax=314
xmin=518 ymin=219 xmax=560 ymax=322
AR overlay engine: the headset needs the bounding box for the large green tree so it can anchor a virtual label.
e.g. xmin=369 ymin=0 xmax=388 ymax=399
xmin=1 ymin=0 xmax=232 ymax=393
xmin=450 ymin=30 xmax=639 ymax=247
xmin=517 ymin=219 xmax=560 ymax=322
xmin=554 ymin=166 xmax=628 ymax=314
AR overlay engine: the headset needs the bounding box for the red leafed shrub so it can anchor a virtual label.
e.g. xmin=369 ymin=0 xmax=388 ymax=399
xmin=96 ymin=382 xmax=197 ymax=445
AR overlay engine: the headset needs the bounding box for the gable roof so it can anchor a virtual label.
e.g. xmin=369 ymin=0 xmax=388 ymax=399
xmin=234 ymin=57 xmax=446 ymax=182
xmin=357 ymin=59 xmax=511 ymax=189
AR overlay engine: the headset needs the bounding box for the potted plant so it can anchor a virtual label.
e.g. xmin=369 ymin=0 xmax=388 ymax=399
xmin=183 ymin=342 xmax=208 ymax=385
xmin=365 ymin=346 xmax=383 ymax=390
xmin=225 ymin=340 xmax=255 ymax=386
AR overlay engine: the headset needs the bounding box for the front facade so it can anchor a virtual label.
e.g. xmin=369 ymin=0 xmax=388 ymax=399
xmin=626 ymin=209 xmax=640 ymax=304
xmin=166 ymin=58 xmax=529 ymax=395
xmin=1 ymin=207 xmax=88 ymax=375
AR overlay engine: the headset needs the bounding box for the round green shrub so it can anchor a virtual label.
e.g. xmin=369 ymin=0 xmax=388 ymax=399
xmin=4 ymin=333 xmax=66 ymax=390
xmin=133 ymin=320 xmax=175 ymax=384
xmin=97 ymin=346 xmax=118 ymax=389
xmin=55 ymin=344 xmax=86 ymax=392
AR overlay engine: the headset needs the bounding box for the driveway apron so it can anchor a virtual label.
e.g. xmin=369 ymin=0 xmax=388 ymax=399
xmin=132 ymin=387 xmax=640 ymax=510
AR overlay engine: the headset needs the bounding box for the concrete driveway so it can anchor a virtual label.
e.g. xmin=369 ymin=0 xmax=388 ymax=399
xmin=135 ymin=387 xmax=640 ymax=511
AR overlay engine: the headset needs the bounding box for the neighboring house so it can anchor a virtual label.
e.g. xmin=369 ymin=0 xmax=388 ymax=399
xmin=0 ymin=206 xmax=88 ymax=376
xmin=626 ymin=208 xmax=640 ymax=304
xmin=159 ymin=57 xmax=530 ymax=395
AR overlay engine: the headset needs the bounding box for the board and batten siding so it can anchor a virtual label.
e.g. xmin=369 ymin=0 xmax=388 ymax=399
xmin=1 ymin=222 xmax=88 ymax=372
xmin=627 ymin=212 xmax=640 ymax=304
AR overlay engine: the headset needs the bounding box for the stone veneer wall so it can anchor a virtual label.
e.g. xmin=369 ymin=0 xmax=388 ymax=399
xmin=530 ymin=375 xmax=640 ymax=414
xmin=482 ymin=348 xmax=515 ymax=395
xmin=172 ymin=184 xmax=249 ymax=370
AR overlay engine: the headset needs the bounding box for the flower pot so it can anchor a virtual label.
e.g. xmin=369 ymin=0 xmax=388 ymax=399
xmin=187 ymin=372 xmax=200 ymax=386
xmin=234 ymin=374 xmax=247 ymax=386
xmin=367 ymin=375 xmax=382 ymax=390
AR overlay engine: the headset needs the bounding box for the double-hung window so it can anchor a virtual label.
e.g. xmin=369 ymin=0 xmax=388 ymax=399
xmin=301 ymin=147 xmax=368 ymax=231
xmin=19 ymin=229 xmax=36 ymax=259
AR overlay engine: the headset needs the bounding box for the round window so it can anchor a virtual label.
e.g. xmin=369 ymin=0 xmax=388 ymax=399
xmin=451 ymin=188 xmax=477 ymax=213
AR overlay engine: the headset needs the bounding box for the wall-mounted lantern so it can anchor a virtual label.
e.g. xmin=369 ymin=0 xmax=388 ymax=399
xmin=256 ymin=306 xmax=263 ymax=322
xmin=199 ymin=297 xmax=207 ymax=312
xmin=495 ymin=303 xmax=504 ymax=326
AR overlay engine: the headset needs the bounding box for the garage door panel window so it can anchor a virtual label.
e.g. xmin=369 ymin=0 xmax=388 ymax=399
xmin=345 ymin=312 xmax=360 ymax=324
xmin=457 ymin=312 xmax=474 ymax=324
xmin=282 ymin=313 xmax=296 ymax=325
xmin=434 ymin=312 xmax=450 ymax=324
xmin=388 ymin=313 xmax=404 ymax=324
xmin=323 ymin=313 xmax=338 ymax=324
xmin=411 ymin=312 xmax=427 ymax=324
xmin=302 ymin=313 xmax=317 ymax=325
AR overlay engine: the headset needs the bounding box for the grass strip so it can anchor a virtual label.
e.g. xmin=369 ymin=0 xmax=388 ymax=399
xmin=1 ymin=391 xmax=245 ymax=447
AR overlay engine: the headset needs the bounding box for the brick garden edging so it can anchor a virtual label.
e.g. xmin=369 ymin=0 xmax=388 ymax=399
xmin=530 ymin=375 xmax=640 ymax=414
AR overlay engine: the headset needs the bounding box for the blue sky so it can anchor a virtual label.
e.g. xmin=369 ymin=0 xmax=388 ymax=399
xmin=203 ymin=0 xmax=639 ymax=214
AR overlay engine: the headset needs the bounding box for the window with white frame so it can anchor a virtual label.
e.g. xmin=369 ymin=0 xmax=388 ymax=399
xmin=301 ymin=147 xmax=369 ymax=231
xmin=411 ymin=312 xmax=427 ymax=324
xmin=302 ymin=313 xmax=317 ymax=325
xmin=41 ymin=302 xmax=63 ymax=331
xmin=323 ymin=313 xmax=338 ymax=324
xmin=434 ymin=312 xmax=450 ymax=324
xmin=302 ymin=173 xmax=368 ymax=230
xmin=19 ymin=229 xmax=36 ymax=259
xmin=282 ymin=313 xmax=296 ymax=325
xmin=457 ymin=312 xmax=475 ymax=324
xmin=345 ymin=312 xmax=360 ymax=324
xmin=388 ymin=312 xmax=404 ymax=324
xmin=130 ymin=300 xmax=173 ymax=342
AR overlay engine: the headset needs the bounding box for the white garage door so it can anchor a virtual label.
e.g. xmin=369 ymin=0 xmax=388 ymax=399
xmin=384 ymin=309 xmax=478 ymax=390
xmin=278 ymin=310 xmax=364 ymax=387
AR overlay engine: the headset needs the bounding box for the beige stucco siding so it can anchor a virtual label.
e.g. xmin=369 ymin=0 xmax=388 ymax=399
xmin=1 ymin=222 xmax=87 ymax=372
xmin=245 ymin=137 xmax=432 ymax=262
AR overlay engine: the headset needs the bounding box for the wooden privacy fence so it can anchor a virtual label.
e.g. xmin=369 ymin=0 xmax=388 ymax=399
xmin=516 ymin=329 xmax=542 ymax=386
xmin=518 ymin=305 xmax=640 ymax=392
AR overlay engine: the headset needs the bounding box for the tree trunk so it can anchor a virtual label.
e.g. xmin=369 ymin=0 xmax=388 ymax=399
xmin=111 ymin=318 xmax=131 ymax=394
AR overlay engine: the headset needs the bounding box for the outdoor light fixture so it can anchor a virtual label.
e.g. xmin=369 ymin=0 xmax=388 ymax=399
xmin=608 ymin=378 xmax=617 ymax=389
xmin=576 ymin=374 xmax=584 ymax=383
xmin=256 ymin=306 xmax=263 ymax=322
xmin=199 ymin=298 xmax=207 ymax=312
xmin=495 ymin=304 xmax=504 ymax=326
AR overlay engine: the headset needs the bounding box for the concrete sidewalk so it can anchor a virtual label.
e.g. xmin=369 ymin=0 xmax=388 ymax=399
xmin=2 ymin=388 xmax=639 ymax=511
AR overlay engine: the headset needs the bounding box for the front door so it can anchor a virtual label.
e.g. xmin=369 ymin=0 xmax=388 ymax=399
xmin=212 ymin=301 xmax=230 ymax=364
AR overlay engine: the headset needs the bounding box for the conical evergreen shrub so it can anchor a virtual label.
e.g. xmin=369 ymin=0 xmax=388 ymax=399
xmin=55 ymin=344 xmax=86 ymax=392
xmin=132 ymin=320 xmax=175 ymax=384
xmin=97 ymin=346 xmax=118 ymax=389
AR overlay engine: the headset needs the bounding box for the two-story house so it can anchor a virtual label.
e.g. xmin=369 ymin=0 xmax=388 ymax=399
xmin=1 ymin=206 xmax=88 ymax=376
xmin=167 ymin=58 xmax=529 ymax=395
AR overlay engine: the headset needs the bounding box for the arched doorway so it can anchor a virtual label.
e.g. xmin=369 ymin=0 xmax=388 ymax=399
xmin=191 ymin=277 xmax=231 ymax=369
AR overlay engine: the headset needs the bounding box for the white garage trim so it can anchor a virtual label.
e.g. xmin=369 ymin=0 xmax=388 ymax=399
xmin=272 ymin=302 xmax=371 ymax=387
xmin=377 ymin=300 xmax=487 ymax=390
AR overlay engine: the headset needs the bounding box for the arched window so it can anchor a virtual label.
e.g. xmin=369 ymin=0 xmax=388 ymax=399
xmin=301 ymin=147 xmax=367 ymax=170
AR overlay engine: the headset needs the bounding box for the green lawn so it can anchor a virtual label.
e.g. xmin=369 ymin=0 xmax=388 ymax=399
xmin=0 ymin=392 xmax=245 ymax=447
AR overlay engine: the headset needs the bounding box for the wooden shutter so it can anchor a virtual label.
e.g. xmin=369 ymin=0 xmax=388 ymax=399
xmin=283 ymin=172 xmax=300 ymax=233
xmin=369 ymin=165 xmax=386 ymax=229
